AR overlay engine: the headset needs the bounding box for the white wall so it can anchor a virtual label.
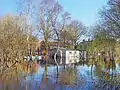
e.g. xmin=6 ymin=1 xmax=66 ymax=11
xmin=66 ymin=50 xmax=80 ymax=64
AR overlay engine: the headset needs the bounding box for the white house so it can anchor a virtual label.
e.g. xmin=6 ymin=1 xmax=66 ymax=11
xmin=65 ymin=50 xmax=80 ymax=64
xmin=49 ymin=48 xmax=80 ymax=65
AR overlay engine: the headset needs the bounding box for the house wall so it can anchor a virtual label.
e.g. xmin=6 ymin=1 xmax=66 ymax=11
xmin=49 ymin=49 xmax=80 ymax=65
xmin=66 ymin=50 xmax=80 ymax=64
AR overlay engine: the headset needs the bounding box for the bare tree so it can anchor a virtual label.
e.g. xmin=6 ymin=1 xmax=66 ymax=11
xmin=17 ymin=0 xmax=37 ymax=56
xmin=69 ymin=20 xmax=86 ymax=49
xmin=100 ymin=0 xmax=120 ymax=39
xmin=0 ymin=14 xmax=38 ymax=71
xmin=54 ymin=12 xmax=71 ymax=65
xmin=37 ymin=0 xmax=62 ymax=55
xmin=60 ymin=20 xmax=86 ymax=49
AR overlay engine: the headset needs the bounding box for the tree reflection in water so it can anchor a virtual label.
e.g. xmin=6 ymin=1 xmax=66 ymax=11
xmin=0 ymin=60 xmax=120 ymax=90
xmin=92 ymin=58 xmax=120 ymax=89
xmin=39 ymin=65 xmax=84 ymax=90
xmin=0 ymin=62 xmax=24 ymax=90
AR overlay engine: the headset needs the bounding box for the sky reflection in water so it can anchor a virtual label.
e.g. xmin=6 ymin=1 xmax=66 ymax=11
xmin=0 ymin=61 xmax=120 ymax=90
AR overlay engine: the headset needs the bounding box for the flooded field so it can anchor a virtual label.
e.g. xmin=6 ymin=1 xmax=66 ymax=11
xmin=0 ymin=60 xmax=120 ymax=90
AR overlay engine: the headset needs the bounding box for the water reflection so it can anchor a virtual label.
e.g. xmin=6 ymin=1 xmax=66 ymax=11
xmin=0 ymin=60 xmax=120 ymax=90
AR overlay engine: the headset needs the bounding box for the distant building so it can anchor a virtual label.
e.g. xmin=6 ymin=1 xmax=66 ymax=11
xmin=49 ymin=48 xmax=80 ymax=65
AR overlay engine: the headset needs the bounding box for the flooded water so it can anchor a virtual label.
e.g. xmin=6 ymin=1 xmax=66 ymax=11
xmin=0 ymin=60 xmax=120 ymax=90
